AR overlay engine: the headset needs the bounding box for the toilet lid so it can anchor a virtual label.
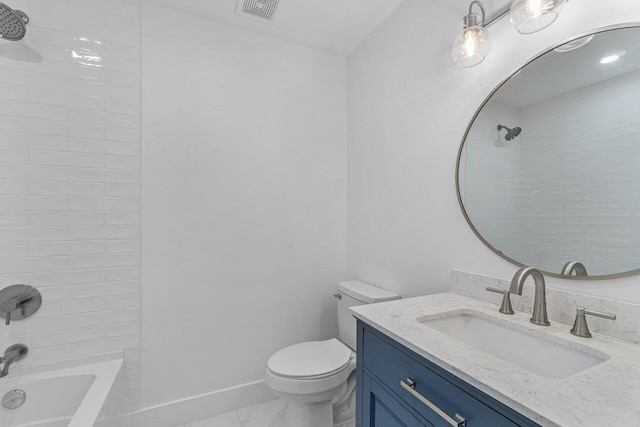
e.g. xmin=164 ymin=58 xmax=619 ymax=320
xmin=268 ymin=339 xmax=352 ymax=379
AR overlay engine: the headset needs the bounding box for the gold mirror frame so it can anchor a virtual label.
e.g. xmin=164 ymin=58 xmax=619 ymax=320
xmin=455 ymin=24 xmax=640 ymax=280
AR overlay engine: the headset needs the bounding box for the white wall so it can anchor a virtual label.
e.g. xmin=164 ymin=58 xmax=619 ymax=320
xmin=0 ymin=0 xmax=141 ymax=414
xmin=141 ymin=2 xmax=347 ymax=410
xmin=348 ymin=0 xmax=640 ymax=302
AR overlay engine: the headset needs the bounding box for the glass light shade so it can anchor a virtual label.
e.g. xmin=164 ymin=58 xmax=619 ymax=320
xmin=451 ymin=24 xmax=490 ymax=68
xmin=554 ymin=35 xmax=594 ymax=53
xmin=509 ymin=0 xmax=565 ymax=34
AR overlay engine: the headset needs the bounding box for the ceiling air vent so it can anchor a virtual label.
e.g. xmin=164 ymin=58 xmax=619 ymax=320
xmin=240 ymin=0 xmax=279 ymax=21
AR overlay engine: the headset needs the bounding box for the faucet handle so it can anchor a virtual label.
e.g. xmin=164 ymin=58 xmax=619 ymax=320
xmin=0 ymin=300 xmax=18 ymax=325
xmin=486 ymin=287 xmax=514 ymax=315
xmin=570 ymin=307 xmax=616 ymax=338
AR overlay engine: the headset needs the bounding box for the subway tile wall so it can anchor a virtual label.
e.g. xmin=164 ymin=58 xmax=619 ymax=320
xmin=463 ymin=100 xmax=523 ymax=256
xmin=0 ymin=0 xmax=141 ymax=414
xmin=518 ymin=70 xmax=640 ymax=275
xmin=462 ymin=70 xmax=640 ymax=276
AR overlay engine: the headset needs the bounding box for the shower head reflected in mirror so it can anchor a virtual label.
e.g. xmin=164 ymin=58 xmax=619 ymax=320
xmin=0 ymin=2 xmax=29 ymax=41
xmin=497 ymin=124 xmax=522 ymax=141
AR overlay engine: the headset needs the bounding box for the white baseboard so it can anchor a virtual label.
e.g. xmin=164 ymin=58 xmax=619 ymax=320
xmin=100 ymin=380 xmax=275 ymax=427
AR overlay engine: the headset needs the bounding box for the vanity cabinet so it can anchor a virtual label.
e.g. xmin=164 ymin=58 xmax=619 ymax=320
xmin=361 ymin=372 xmax=428 ymax=427
xmin=356 ymin=321 xmax=540 ymax=427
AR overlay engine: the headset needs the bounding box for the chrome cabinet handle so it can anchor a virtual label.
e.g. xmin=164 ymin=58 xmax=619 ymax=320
xmin=400 ymin=378 xmax=466 ymax=427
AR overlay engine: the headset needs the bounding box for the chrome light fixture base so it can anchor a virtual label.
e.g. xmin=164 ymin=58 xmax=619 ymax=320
xmin=451 ymin=0 xmax=568 ymax=68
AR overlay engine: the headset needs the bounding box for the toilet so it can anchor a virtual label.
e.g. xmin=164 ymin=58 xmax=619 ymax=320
xmin=265 ymin=281 xmax=400 ymax=427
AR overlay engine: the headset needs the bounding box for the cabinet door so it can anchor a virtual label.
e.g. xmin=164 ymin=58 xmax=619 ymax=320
xmin=360 ymin=325 xmax=532 ymax=427
xmin=361 ymin=372 xmax=431 ymax=427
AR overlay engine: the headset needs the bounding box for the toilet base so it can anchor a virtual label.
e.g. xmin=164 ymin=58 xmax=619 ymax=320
xmin=333 ymin=371 xmax=356 ymax=427
xmin=274 ymin=376 xmax=356 ymax=427
xmin=274 ymin=382 xmax=345 ymax=427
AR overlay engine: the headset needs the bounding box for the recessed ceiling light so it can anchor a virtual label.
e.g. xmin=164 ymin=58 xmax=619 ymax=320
xmin=600 ymin=51 xmax=626 ymax=64
xmin=600 ymin=55 xmax=620 ymax=64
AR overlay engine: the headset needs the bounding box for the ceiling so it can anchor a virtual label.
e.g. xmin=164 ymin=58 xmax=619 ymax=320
xmin=493 ymin=27 xmax=640 ymax=109
xmin=145 ymin=0 xmax=406 ymax=56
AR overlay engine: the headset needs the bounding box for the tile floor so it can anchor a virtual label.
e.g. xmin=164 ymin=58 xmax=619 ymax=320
xmin=177 ymin=399 xmax=286 ymax=427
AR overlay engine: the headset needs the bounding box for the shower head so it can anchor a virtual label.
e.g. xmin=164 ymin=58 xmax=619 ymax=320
xmin=0 ymin=2 xmax=29 ymax=41
xmin=497 ymin=124 xmax=522 ymax=141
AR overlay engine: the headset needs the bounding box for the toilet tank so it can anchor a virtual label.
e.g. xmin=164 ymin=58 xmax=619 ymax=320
xmin=337 ymin=281 xmax=400 ymax=351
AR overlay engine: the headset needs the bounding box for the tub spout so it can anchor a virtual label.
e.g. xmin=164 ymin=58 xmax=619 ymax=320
xmin=0 ymin=344 xmax=28 ymax=378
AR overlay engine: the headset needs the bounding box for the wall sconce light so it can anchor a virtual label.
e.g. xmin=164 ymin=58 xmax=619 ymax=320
xmin=451 ymin=1 xmax=490 ymax=68
xmin=452 ymin=0 xmax=566 ymax=68
xmin=510 ymin=0 xmax=565 ymax=34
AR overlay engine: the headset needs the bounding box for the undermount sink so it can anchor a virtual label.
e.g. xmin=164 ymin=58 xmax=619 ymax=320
xmin=419 ymin=311 xmax=608 ymax=379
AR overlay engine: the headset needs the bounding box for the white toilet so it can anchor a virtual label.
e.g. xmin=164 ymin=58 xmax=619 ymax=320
xmin=265 ymin=281 xmax=400 ymax=427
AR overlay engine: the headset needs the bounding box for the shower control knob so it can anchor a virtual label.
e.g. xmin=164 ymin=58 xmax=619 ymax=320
xmin=0 ymin=300 xmax=18 ymax=324
xmin=0 ymin=285 xmax=41 ymax=326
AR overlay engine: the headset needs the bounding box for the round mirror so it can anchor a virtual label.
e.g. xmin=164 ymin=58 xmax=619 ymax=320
xmin=457 ymin=26 xmax=640 ymax=279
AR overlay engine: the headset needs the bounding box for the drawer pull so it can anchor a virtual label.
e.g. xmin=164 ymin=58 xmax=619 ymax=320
xmin=401 ymin=378 xmax=466 ymax=427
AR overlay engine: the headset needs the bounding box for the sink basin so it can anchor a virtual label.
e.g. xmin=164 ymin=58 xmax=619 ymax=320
xmin=419 ymin=311 xmax=608 ymax=379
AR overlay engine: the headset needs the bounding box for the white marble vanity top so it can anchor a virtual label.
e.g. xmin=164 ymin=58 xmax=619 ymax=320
xmin=351 ymin=292 xmax=640 ymax=427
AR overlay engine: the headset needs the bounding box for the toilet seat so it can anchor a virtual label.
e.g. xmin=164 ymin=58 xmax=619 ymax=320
xmin=264 ymin=282 xmax=399 ymax=427
xmin=268 ymin=339 xmax=352 ymax=380
xmin=265 ymin=339 xmax=356 ymax=397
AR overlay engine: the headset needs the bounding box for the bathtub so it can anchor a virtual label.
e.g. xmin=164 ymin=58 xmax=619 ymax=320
xmin=0 ymin=352 xmax=123 ymax=427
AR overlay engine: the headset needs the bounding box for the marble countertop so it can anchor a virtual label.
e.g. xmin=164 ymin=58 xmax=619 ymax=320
xmin=351 ymin=292 xmax=640 ymax=427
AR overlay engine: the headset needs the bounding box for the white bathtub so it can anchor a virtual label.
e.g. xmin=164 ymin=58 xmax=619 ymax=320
xmin=0 ymin=353 xmax=123 ymax=427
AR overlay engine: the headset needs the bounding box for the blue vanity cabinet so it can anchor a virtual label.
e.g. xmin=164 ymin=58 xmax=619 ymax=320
xmin=361 ymin=372 xmax=431 ymax=427
xmin=356 ymin=321 xmax=540 ymax=427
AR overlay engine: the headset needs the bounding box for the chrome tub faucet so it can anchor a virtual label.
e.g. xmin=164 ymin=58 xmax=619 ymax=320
xmin=0 ymin=344 xmax=28 ymax=378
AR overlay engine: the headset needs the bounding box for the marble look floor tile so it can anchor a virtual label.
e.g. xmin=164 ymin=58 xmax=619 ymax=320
xmin=237 ymin=399 xmax=286 ymax=427
xmin=179 ymin=409 xmax=241 ymax=427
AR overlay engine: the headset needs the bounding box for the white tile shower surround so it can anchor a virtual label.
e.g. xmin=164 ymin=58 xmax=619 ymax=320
xmin=462 ymin=100 xmax=522 ymax=259
xmin=0 ymin=0 xmax=141 ymax=417
xmin=462 ymin=70 xmax=640 ymax=276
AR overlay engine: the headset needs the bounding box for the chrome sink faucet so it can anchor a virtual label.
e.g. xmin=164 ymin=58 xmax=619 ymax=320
xmin=510 ymin=267 xmax=550 ymax=326
xmin=0 ymin=344 xmax=28 ymax=378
